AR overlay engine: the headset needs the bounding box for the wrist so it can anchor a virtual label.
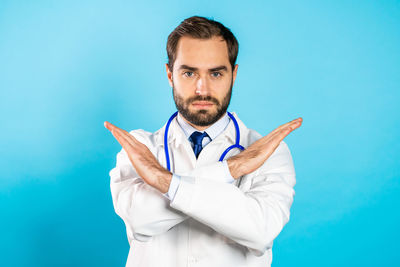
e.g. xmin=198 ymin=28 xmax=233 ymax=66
xmin=227 ymin=157 xmax=243 ymax=179
xmin=154 ymin=168 xmax=173 ymax=193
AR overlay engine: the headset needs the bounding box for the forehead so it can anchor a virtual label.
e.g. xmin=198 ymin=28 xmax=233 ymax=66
xmin=174 ymin=36 xmax=230 ymax=70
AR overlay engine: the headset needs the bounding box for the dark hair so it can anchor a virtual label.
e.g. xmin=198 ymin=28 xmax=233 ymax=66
xmin=166 ymin=16 xmax=239 ymax=72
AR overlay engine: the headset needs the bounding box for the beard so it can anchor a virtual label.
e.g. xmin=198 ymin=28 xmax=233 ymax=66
xmin=172 ymin=78 xmax=233 ymax=127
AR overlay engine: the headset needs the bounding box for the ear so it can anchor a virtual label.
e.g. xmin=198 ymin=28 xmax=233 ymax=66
xmin=232 ymin=64 xmax=238 ymax=85
xmin=166 ymin=63 xmax=173 ymax=87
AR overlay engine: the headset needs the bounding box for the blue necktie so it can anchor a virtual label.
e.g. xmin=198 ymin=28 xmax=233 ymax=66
xmin=189 ymin=131 xmax=209 ymax=158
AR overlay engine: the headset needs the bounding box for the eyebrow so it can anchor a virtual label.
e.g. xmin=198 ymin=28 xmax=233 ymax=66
xmin=178 ymin=64 xmax=228 ymax=72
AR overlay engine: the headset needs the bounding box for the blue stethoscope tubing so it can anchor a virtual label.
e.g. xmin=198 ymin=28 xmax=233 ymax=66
xmin=164 ymin=111 xmax=245 ymax=171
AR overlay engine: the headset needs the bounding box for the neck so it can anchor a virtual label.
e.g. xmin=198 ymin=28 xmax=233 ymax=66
xmin=180 ymin=115 xmax=210 ymax=131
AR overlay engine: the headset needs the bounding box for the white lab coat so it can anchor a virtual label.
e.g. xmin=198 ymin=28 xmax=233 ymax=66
xmin=109 ymin=112 xmax=296 ymax=267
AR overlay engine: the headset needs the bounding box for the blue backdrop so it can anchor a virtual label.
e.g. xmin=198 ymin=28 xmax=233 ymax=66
xmin=1 ymin=0 xmax=399 ymax=266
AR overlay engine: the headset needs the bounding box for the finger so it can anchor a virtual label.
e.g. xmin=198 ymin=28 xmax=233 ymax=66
xmin=270 ymin=117 xmax=303 ymax=136
xmin=115 ymin=128 xmax=141 ymax=148
xmin=104 ymin=121 xmax=130 ymax=136
xmin=105 ymin=121 xmax=139 ymax=146
xmin=260 ymin=119 xmax=302 ymax=148
xmin=289 ymin=120 xmax=303 ymax=131
xmin=111 ymin=127 xmax=139 ymax=150
xmin=261 ymin=118 xmax=302 ymax=145
xmin=274 ymin=120 xmax=303 ymax=142
xmin=110 ymin=128 xmax=130 ymax=149
xmin=112 ymin=130 xmax=142 ymax=161
xmin=104 ymin=121 xmax=117 ymax=131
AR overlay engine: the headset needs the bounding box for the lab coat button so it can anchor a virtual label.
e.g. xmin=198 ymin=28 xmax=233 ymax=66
xmin=188 ymin=256 xmax=197 ymax=263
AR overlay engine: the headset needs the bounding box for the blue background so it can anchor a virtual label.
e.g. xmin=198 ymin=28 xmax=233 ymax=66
xmin=1 ymin=0 xmax=399 ymax=266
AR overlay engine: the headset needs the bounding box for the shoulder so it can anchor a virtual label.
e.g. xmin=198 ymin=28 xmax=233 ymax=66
xmin=125 ymin=116 xmax=175 ymax=151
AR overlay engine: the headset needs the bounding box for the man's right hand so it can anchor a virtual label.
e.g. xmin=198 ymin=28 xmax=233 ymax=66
xmin=227 ymin=117 xmax=303 ymax=179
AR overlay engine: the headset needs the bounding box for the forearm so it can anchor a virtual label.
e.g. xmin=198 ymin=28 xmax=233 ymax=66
xmin=169 ymin=172 xmax=295 ymax=255
xmin=169 ymin=142 xmax=296 ymax=255
xmin=110 ymin=151 xmax=190 ymax=240
xmin=149 ymin=167 xmax=173 ymax=194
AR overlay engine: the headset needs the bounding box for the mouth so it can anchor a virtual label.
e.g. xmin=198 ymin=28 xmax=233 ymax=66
xmin=191 ymin=101 xmax=214 ymax=109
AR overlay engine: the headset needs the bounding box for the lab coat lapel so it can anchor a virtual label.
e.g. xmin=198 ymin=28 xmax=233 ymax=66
xmin=154 ymin=116 xmax=197 ymax=173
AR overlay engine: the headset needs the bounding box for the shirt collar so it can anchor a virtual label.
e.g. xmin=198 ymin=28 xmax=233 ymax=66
xmin=176 ymin=112 xmax=230 ymax=141
xmin=154 ymin=111 xmax=246 ymax=147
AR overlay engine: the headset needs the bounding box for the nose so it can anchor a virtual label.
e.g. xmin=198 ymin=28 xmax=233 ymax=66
xmin=195 ymin=76 xmax=210 ymax=95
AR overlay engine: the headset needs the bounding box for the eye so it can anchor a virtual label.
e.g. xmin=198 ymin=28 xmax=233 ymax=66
xmin=184 ymin=71 xmax=194 ymax=77
xmin=211 ymin=72 xmax=222 ymax=78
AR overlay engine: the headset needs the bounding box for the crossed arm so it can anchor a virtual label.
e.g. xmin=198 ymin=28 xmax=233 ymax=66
xmin=106 ymin=117 xmax=302 ymax=254
xmin=105 ymin=117 xmax=302 ymax=191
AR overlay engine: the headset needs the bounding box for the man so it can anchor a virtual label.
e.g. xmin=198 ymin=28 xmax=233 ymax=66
xmin=105 ymin=16 xmax=302 ymax=267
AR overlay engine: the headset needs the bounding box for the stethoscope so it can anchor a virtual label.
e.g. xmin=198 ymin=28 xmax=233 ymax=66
xmin=164 ymin=111 xmax=245 ymax=172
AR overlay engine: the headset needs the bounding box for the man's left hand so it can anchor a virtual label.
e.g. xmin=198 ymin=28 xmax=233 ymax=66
xmin=104 ymin=121 xmax=172 ymax=193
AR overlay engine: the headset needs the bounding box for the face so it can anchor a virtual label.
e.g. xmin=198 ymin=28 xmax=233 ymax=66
xmin=166 ymin=36 xmax=238 ymax=129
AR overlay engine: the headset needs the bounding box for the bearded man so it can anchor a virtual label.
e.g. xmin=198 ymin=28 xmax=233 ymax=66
xmin=105 ymin=15 xmax=302 ymax=267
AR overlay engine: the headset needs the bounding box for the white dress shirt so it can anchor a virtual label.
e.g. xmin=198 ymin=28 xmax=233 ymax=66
xmin=109 ymin=112 xmax=296 ymax=267
xmin=164 ymin=112 xmax=235 ymax=201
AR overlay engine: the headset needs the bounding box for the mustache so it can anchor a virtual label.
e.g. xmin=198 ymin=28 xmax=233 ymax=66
xmin=186 ymin=95 xmax=219 ymax=105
